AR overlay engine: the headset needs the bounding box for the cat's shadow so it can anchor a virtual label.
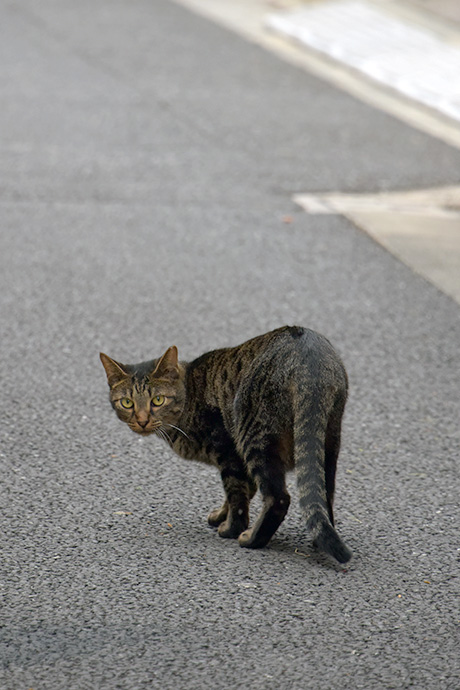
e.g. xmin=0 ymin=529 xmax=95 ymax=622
xmin=266 ymin=537 xmax=350 ymax=572
xmin=206 ymin=523 xmax=351 ymax=572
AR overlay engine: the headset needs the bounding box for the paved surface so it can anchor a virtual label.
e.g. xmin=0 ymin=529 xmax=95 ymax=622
xmin=177 ymin=0 xmax=460 ymax=149
xmin=1 ymin=0 xmax=460 ymax=688
xmin=189 ymin=0 xmax=460 ymax=305
xmin=294 ymin=186 xmax=460 ymax=304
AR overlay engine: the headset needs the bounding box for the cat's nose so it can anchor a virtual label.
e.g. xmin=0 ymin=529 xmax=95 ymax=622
xmin=137 ymin=419 xmax=148 ymax=428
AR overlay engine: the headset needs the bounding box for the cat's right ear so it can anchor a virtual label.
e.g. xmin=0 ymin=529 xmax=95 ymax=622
xmin=100 ymin=353 xmax=129 ymax=387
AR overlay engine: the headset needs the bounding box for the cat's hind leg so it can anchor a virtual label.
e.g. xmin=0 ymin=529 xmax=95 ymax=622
xmin=237 ymin=439 xmax=291 ymax=549
xmin=211 ymin=456 xmax=256 ymax=539
xmin=234 ymin=380 xmax=291 ymax=548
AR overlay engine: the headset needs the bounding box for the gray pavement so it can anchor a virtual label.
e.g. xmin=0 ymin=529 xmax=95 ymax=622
xmin=1 ymin=1 xmax=460 ymax=688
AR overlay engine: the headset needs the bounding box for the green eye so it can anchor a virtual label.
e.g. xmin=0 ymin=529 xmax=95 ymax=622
xmin=152 ymin=395 xmax=165 ymax=407
xmin=120 ymin=398 xmax=134 ymax=409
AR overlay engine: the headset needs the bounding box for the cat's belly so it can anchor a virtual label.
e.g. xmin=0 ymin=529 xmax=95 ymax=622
xmin=172 ymin=437 xmax=217 ymax=466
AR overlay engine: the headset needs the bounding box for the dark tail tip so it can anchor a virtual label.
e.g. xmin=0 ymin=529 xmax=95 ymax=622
xmin=308 ymin=513 xmax=352 ymax=564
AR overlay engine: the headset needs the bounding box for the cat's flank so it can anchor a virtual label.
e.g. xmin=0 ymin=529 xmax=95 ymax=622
xmin=100 ymin=326 xmax=352 ymax=563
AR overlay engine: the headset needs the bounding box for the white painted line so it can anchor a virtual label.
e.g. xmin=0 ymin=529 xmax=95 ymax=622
xmin=267 ymin=0 xmax=460 ymax=122
xmin=294 ymin=186 xmax=460 ymax=217
xmin=294 ymin=186 xmax=460 ymax=304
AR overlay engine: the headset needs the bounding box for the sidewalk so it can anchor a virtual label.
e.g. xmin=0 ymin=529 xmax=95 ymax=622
xmin=177 ymin=0 xmax=460 ymax=305
xmin=266 ymin=0 xmax=460 ymax=127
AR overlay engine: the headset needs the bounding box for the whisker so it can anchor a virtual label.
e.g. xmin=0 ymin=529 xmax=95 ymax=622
xmin=160 ymin=427 xmax=174 ymax=446
xmin=156 ymin=427 xmax=173 ymax=448
xmin=155 ymin=429 xmax=163 ymax=442
xmin=157 ymin=429 xmax=168 ymax=444
xmin=166 ymin=423 xmax=191 ymax=441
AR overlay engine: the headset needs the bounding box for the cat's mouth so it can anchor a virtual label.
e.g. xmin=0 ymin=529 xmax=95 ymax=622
xmin=130 ymin=423 xmax=158 ymax=436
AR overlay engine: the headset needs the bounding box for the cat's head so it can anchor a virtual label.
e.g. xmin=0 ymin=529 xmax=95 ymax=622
xmin=100 ymin=346 xmax=186 ymax=436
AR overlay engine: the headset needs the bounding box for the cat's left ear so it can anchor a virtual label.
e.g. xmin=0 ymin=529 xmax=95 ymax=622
xmin=152 ymin=345 xmax=180 ymax=380
xmin=100 ymin=353 xmax=129 ymax=387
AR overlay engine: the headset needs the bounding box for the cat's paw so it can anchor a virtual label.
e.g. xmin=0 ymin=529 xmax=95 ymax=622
xmin=238 ymin=527 xmax=269 ymax=549
xmin=207 ymin=505 xmax=228 ymax=527
xmin=237 ymin=529 xmax=254 ymax=547
xmin=217 ymin=519 xmax=244 ymax=539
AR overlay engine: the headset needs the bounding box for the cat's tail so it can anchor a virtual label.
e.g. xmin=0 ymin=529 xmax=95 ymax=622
xmin=294 ymin=393 xmax=352 ymax=564
xmin=304 ymin=508 xmax=352 ymax=564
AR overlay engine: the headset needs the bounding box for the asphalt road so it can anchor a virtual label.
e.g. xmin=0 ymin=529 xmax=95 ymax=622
xmin=1 ymin=1 xmax=460 ymax=688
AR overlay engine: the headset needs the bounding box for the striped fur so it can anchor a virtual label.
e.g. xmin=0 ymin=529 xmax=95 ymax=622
xmin=101 ymin=326 xmax=352 ymax=563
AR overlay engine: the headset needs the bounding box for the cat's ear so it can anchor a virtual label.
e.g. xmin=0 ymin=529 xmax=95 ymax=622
xmin=152 ymin=345 xmax=179 ymax=381
xmin=100 ymin=353 xmax=129 ymax=387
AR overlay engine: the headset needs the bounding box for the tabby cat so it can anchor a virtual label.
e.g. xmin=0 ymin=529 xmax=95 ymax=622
xmin=100 ymin=326 xmax=352 ymax=563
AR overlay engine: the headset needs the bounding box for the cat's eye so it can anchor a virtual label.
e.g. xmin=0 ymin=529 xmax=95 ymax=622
xmin=120 ymin=398 xmax=134 ymax=409
xmin=152 ymin=395 xmax=165 ymax=407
